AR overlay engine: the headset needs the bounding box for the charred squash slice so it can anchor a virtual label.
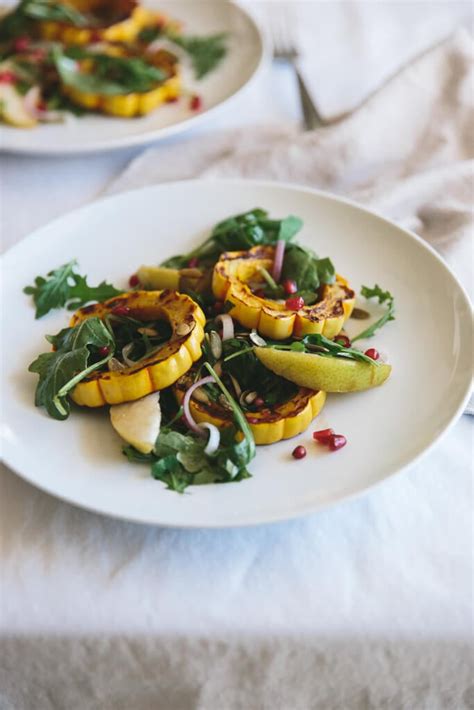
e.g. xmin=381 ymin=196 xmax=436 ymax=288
xmin=212 ymin=246 xmax=355 ymax=340
xmin=174 ymin=373 xmax=326 ymax=446
xmin=38 ymin=1 xmax=162 ymax=45
xmin=69 ymin=290 xmax=205 ymax=407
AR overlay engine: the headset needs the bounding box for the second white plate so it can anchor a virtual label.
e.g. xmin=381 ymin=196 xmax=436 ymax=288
xmin=0 ymin=0 xmax=266 ymax=155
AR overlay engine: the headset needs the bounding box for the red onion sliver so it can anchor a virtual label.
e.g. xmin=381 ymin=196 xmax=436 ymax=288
xmin=201 ymin=423 xmax=220 ymax=455
xmin=183 ymin=375 xmax=215 ymax=435
xmin=215 ymin=313 xmax=234 ymax=341
xmin=272 ymin=239 xmax=286 ymax=282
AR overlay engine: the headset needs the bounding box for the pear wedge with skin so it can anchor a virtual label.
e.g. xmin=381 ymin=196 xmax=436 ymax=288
xmin=254 ymin=347 xmax=391 ymax=393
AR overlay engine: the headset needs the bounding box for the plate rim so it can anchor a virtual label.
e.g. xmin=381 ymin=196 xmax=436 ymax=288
xmin=0 ymin=0 xmax=269 ymax=156
xmin=1 ymin=178 xmax=472 ymax=528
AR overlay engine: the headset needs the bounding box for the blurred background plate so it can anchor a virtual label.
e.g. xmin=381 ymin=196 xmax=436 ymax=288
xmin=1 ymin=180 xmax=472 ymax=527
xmin=0 ymin=0 xmax=266 ymax=155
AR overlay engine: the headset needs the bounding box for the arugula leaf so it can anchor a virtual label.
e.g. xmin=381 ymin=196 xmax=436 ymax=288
xmin=300 ymin=333 xmax=377 ymax=364
xmin=169 ymin=33 xmax=227 ymax=79
xmin=0 ymin=0 xmax=87 ymax=39
xmin=123 ymin=446 xmax=156 ymax=464
xmin=29 ymin=317 xmax=114 ymax=420
xmin=54 ymin=49 xmax=166 ymax=97
xmin=161 ymin=209 xmax=304 ymax=269
xmin=24 ymin=260 xmax=122 ymax=318
xmin=352 ymin=284 xmax=395 ymax=342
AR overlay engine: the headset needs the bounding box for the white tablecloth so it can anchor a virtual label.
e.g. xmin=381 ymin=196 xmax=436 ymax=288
xmin=1 ymin=3 xmax=473 ymax=709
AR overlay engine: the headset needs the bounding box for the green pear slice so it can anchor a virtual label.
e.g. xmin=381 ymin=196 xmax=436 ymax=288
xmin=110 ymin=392 xmax=161 ymax=454
xmin=254 ymin=347 xmax=391 ymax=393
xmin=0 ymin=84 xmax=37 ymax=128
xmin=137 ymin=265 xmax=180 ymax=291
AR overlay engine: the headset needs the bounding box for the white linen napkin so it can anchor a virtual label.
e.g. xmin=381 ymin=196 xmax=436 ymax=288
xmin=107 ymin=29 xmax=474 ymax=300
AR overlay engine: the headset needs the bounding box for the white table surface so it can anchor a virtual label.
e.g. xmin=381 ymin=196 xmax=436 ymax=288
xmin=0 ymin=3 xmax=473 ymax=706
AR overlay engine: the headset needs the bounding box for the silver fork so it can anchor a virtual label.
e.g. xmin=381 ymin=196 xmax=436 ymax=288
xmin=268 ymin=5 xmax=325 ymax=131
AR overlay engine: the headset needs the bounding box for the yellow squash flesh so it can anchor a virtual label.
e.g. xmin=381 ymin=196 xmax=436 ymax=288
xmin=174 ymin=374 xmax=326 ymax=445
xmin=63 ymin=74 xmax=181 ymax=118
xmin=212 ymin=246 xmax=355 ymax=340
xmin=38 ymin=3 xmax=161 ymax=45
xmin=69 ymin=290 xmax=205 ymax=407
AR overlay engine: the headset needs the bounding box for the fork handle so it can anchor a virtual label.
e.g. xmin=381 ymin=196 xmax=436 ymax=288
xmin=294 ymin=66 xmax=325 ymax=130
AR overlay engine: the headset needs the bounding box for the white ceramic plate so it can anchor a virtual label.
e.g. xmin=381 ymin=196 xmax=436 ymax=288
xmin=0 ymin=0 xmax=266 ymax=155
xmin=1 ymin=180 xmax=472 ymax=527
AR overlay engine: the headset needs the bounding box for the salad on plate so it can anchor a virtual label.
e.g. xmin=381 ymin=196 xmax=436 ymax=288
xmin=25 ymin=208 xmax=395 ymax=492
xmin=0 ymin=0 xmax=227 ymax=127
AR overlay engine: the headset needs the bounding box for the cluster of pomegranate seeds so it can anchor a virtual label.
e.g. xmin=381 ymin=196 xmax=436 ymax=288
xmin=189 ymin=94 xmax=202 ymax=111
xmin=313 ymin=428 xmax=347 ymax=452
xmin=292 ymin=445 xmax=307 ymax=460
xmin=335 ymin=334 xmax=351 ymax=348
xmin=364 ymin=347 xmax=380 ymax=361
xmin=285 ymin=295 xmax=305 ymax=310
xmin=128 ymin=274 xmax=139 ymax=288
xmin=282 ymin=278 xmax=298 ymax=295
xmin=254 ymin=396 xmax=265 ymax=408
xmin=187 ymin=256 xmax=200 ymax=268
xmin=13 ymin=36 xmax=29 ymax=52
xmin=111 ymin=305 xmax=131 ymax=317
xmin=0 ymin=71 xmax=16 ymax=84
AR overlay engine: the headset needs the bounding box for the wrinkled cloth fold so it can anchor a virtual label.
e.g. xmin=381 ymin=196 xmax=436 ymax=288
xmin=108 ymin=30 xmax=473 ymax=297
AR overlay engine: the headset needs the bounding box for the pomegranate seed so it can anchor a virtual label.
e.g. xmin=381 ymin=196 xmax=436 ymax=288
xmin=282 ymin=279 xmax=298 ymax=295
xmin=0 ymin=71 xmax=16 ymax=84
xmin=166 ymin=95 xmax=179 ymax=103
xmin=111 ymin=305 xmax=131 ymax=317
xmin=13 ymin=36 xmax=30 ymax=52
xmin=90 ymin=30 xmax=102 ymax=42
xmin=285 ymin=296 xmax=305 ymax=310
xmin=189 ymin=94 xmax=202 ymax=111
xmin=313 ymin=428 xmax=335 ymax=444
xmin=335 ymin=334 xmax=351 ymax=348
xmin=328 ymin=434 xmax=347 ymax=451
xmin=98 ymin=346 xmax=110 ymax=357
xmin=128 ymin=274 xmax=139 ymax=287
xmin=255 ymin=289 xmax=266 ymax=298
xmin=364 ymin=348 xmax=380 ymax=361
xmin=187 ymin=257 xmax=199 ymax=268
xmin=213 ymin=301 xmax=224 ymax=314
xmin=292 ymin=445 xmax=307 ymax=460
xmin=254 ymin=397 xmax=265 ymax=408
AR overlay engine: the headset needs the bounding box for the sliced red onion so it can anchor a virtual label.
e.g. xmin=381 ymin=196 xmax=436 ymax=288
xmin=272 ymin=239 xmax=286 ymax=282
xmin=23 ymin=86 xmax=40 ymax=118
xmin=209 ymin=330 xmax=222 ymax=359
xmin=183 ymin=375 xmax=215 ymax=435
xmin=201 ymin=423 xmax=220 ymax=455
xmin=228 ymin=373 xmax=241 ymax=398
xmin=215 ymin=313 xmax=234 ymax=341
xmin=121 ymin=343 xmax=135 ymax=367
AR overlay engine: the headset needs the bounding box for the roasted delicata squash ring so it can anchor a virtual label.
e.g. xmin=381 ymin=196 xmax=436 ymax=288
xmin=62 ymin=73 xmax=181 ymax=117
xmin=212 ymin=246 xmax=356 ymax=340
xmin=38 ymin=1 xmax=161 ymax=45
xmin=69 ymin=290 xmax=205 ymax=407
xmin=174 ymin=374 xmax=326 ymax=445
